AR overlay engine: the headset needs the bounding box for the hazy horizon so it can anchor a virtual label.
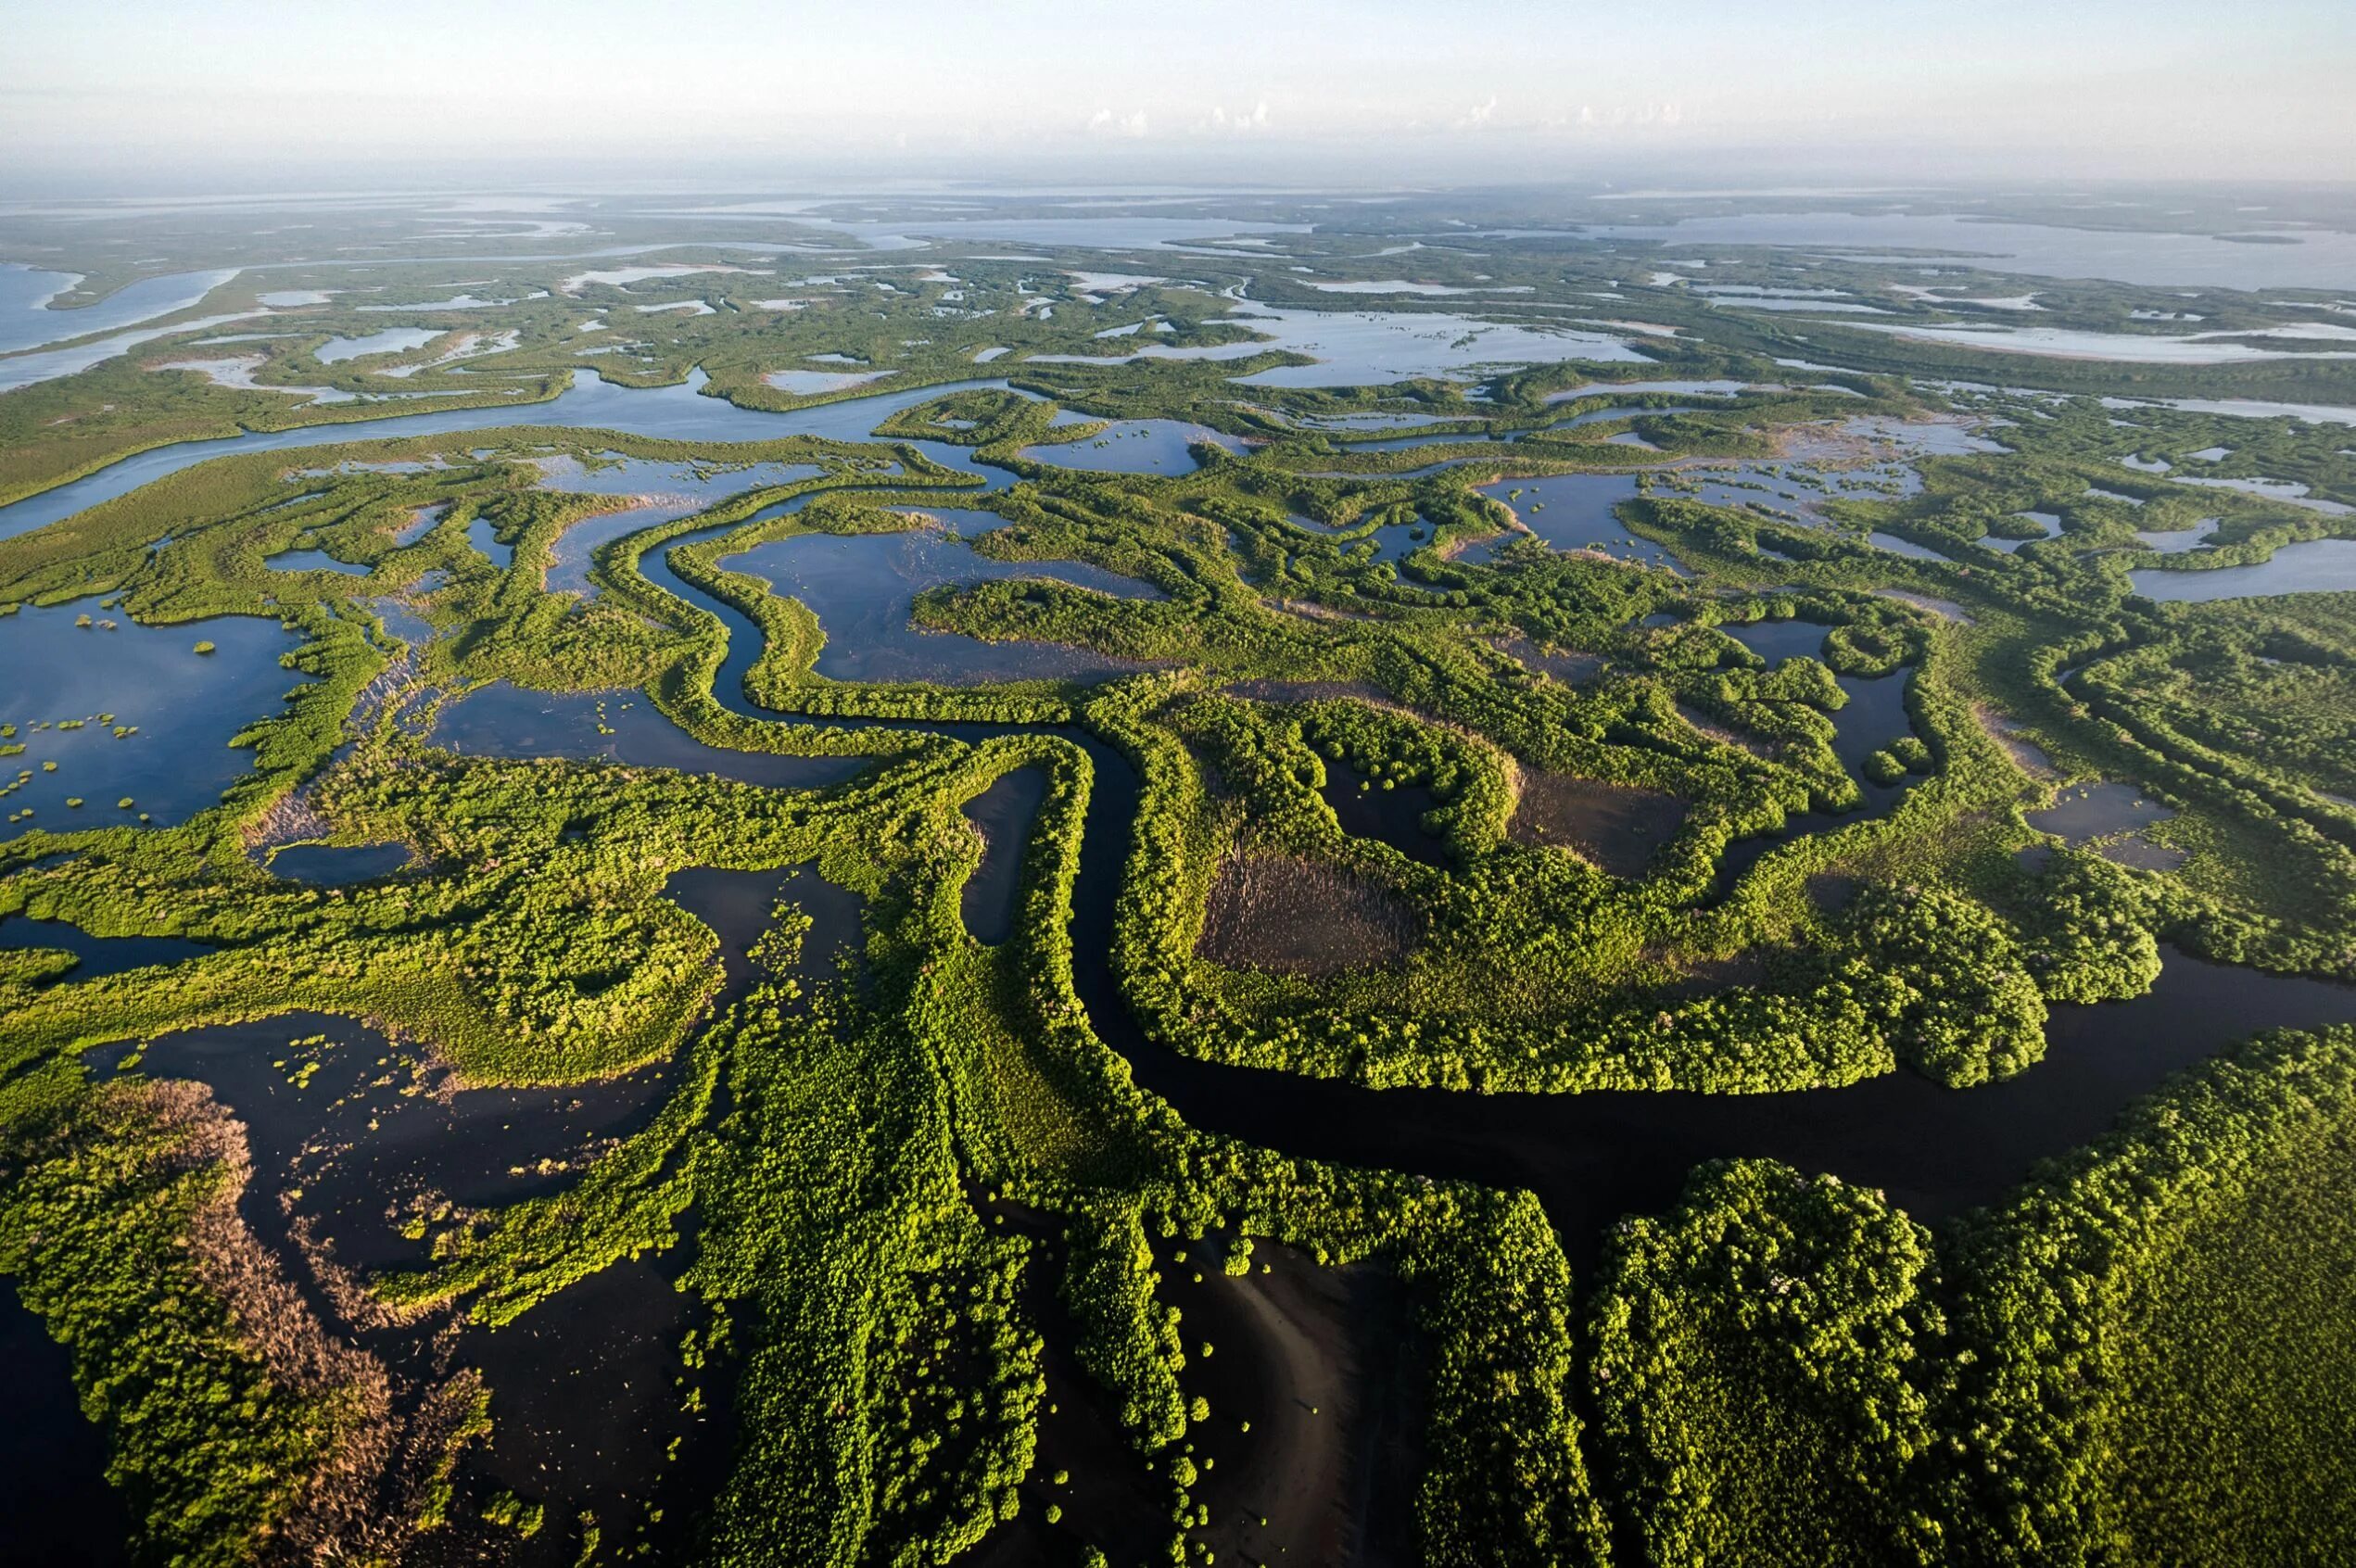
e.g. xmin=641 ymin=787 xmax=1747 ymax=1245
xmin=8 ymin=0 xmax=2352 ymax=192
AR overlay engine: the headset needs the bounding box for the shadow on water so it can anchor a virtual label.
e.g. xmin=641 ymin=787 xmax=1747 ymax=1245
xmin=1719 ymin=616 xmax=1830 ymax=664
xmin=1708 ymin=667 xmax=1918 ymax=892
xmin=0 ymin=1282 xmax=132 ymax=1568
xmin=622 ymin=547 xmax=2340 ymax=1298
xmin=1167 ymin=1241 xmax=1419 ymax=1567
xmin=18 ymin=433 xmax=2354 ymax=1562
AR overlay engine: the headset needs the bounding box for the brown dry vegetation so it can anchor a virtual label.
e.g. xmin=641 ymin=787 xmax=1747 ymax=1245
xmin=1196 ymin=854 xmax=1420 ymax=976
xmin=82 ymin=1081 xmax=488 ymax=1564
xmin=1507 ymin=773 xmax=1690 ymax=878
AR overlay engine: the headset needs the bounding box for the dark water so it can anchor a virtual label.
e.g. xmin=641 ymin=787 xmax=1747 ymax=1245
xmin=1828 ymin=670 xmax=1916 ymax=777
xmin=7 ymin=865 xmax=853 ymax=1566
xmin=0 ymin=1283 xmax=131 ymax=1567
xmin=1058 ymin=727 xmax=2356 ymax=1271
xmin=12 ymin=473 xmax=2356 ymax=1563
xmin=2028 ymin=780 xmax=2178 ymax=843
xmin=0 ymin=599 xmax=308 ymax=841
xmin=260 ymin=841 xmax=412 ymax=885
xmin=1719 ymin=616 xmax=1830 ymax=664
xmin=1319 ymin=761 xmax=1449 ymax=869
xmin=1704 ymin=668 xmax=1917 ymax=889
xmin=0 ymin=914 xmax=214 ymax=980
xmin=960 ymin=767 xmax=1049 ymax=944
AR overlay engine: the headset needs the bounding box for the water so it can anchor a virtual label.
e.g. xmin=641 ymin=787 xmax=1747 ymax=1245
xmin=1020 ymin=420 xmax=1243 ymax=475
xmin=1579 ymin=212 xmax=2356 ymax=290
xmin=2114 ymin=398 xmax=2356 ymax=427
xmin=2134 ymin=518 xmax=2219 ymax=554
xmin=1870 ymin=531 xmax=1955 ymax=563
xmin=1319 ymin=761 xmax=1448 ymax=869
xmin=2027 ymin=781 xmax=2174 ymax=843
xmin=960 ymin=767 xmax=1049 ymax=943
xmin=0 ymin=914 xmax=214 ymax=981
xmin=0 ymin=310 xmax=273 ymax=393
xmin=1830 ymin=321 xmax=2356 ymax=365
xmin=0 ymin=1283 xmax=130 ymax=1567
xmin=720 ymin=528 xmax=1160 ymax=685
xmin=1986 ymin=511 xmax=2065 ymax=553
xmin=313 ymin=327 xmax=437 ymax=364
xmin=2165 ymin=475 xmax=2352 ymax=516
xmin=1035 ymin=725 xmax=2356 ymax=1270
xmin=264 ymin=546 xmax=372 ymax=575
xmin=1826 ymin=671 xmax=1917 ymax=779
xmin=0 ymin=601 xmax=308 ymax=840
xmin=432 ymin=685 xmax=871 ymax=791
xmin=0 ymin=264 xmax=242 ymax=353
xmin=801 ymin=215 xmax=1309 ymax=250
xmin=34 ymin=863 xmax=848 ymax=1564
xmin=1035 ymin=299 xmax=1648 ymax=387
xmin=467 ymin=515 xmax=513 ymax=569
xmin=1546 ymin=379 xmax=1757 ymax=402
xmin=260 ymin=841 xmax=413 ymax=885
xmin=2131 ymin=540 xmax=2356 ymax=601
xmin=1221 ymin=302 xmax=1649 ymax=387
xmin=1474 ymin=475 xmax=1690 ymax=574
xmin=763 ymin=368 xmax=893 ymax=395
xmin=1719 ymin=617 xmax=1829 ymax=664
xmin=0 ymin=371 xmax=1028 ymax=545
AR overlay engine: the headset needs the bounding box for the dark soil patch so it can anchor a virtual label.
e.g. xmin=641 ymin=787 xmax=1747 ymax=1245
xmin=1197 ymin=856 xmax=1419 ymax=976
xmin=1490 ymin=635 xmax=1605 ymax=687
xmin=1508 ymin=774 xmax=1689 ymax=878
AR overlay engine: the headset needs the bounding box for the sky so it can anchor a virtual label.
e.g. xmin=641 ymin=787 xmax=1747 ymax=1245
xmin=6 ymin=0 xmax=2353 ymax=191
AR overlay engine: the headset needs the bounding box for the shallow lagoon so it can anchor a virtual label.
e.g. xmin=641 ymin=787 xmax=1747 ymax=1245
xmin=1582 ymin=211 xmax=2356 ymax=290
xmin=0 ymin=370 xmax=1025 ymax=545
xmin=721 ymin=527 xmax=1160 ymax=684
xmin=0 ymin=600 xmax=307 ymax=840
xmin=314 ymin=326 xmax=437 ymax=364
xmin=1475 ymin=475 xmax=1691 ymax=573
xmin=1020 ymin=419 xmax=1243 ymax=474
xmin=0 ymin=264 xmax=242 ymax=354
xmin=433 ymin=684 xmax=870 ymax=791
xmin=260 ymin=841 xmax=413 ymax=885
xmin=2130 ymin=539 xmax=2356 ymax=601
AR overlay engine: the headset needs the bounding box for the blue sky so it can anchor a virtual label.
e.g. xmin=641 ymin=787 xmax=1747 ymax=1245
xmin=6 ymin=1 xmax=2351 ymax=186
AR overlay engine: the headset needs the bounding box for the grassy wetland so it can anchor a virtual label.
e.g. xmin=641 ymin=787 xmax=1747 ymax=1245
xmin=1 ymin=184 xmax=2354 ymax=1567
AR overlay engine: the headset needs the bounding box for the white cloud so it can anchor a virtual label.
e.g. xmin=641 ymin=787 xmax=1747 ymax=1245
xmin=1086 ymin=107 xmax=1149 ymax=139
xmin=1207 ymin=100 xmax=1272 ymax=134
xmin=1456 ymin=95 xmax=1499 ymax=130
